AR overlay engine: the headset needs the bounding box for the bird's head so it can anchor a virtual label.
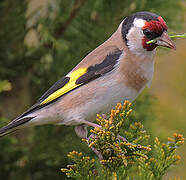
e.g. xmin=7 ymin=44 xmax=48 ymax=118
xmin=121 ymin=12 xmax=176 ymax=57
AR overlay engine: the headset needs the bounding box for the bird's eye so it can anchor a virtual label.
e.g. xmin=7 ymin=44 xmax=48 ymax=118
xmin=143 ymin=29 xmax=151 ymax=36
xmin=143 ymin=29 xmax=160 ymax=40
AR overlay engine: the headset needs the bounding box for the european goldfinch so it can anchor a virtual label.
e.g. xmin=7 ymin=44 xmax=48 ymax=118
xmin=0 ymin=11 xmax=176 ymax=139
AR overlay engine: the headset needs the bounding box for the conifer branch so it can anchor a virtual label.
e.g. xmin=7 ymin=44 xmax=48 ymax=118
xmin=61 ymin=101 xmax=184 ymax=180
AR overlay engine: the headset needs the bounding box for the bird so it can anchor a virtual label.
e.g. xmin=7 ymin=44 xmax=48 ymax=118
xmin=0 ymin=11 xmax=176 ymax=139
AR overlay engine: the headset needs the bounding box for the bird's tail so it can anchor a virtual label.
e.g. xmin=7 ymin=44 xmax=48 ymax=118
xmin=0 ymin=117 xmax=34 ymax=137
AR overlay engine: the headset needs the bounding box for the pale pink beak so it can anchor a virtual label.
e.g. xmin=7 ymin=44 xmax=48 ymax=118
xmin=156 ymin=31 xmax=176 ymax=50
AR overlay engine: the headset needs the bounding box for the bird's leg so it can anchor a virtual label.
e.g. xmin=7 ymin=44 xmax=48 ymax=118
xmin=118 ymin=135 xmax=127 ymax=142
xmin=80 ymin=120 xmax=101 ymax=129
xmin=87 ymin=133 xmax=103 ymax=160
xmin=75 ymin=121 xmax=103 ymax=160
xmin=77 ymin=120 xmax=127 ymax=160
xmin=74 ymin=124 xmax=88 ymax=139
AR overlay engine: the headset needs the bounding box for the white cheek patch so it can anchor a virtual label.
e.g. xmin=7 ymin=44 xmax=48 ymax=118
xmin=126 ymin=26 xmax=144 ymax=51
xmin=133 ymin=18 xmax=145 ymax=28
xmin=126 ymin=25 xmax=155 ymax=59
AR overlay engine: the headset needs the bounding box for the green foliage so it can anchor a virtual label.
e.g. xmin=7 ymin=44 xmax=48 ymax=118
xmin=62 ymin=151 xmax=96 ymax=180
xmin=0 ymin=135 xmax=24 ymax=179
xmin=138 ymin=134 xmax=184 ymax=180
xmin=0 ymin=80 xmax=11 ymax=93
xmin=0 ymin=81 xmax=25 ymax=179
xmin=62 ymin=102 xmax=184 ymax=180
xmin=0 ymin=0 xmax=28 ymax=79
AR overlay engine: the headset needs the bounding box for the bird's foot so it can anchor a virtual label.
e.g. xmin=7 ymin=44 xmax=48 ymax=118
xmin=87 ymin=133 xmax=127 ymax=161
xmin=87 ymin=133 xmax=103 ymax=161
xmin=118 ymin=135 xmax=127 ymax=142
xmin=76 ymin=120 xmax=128 ymax=160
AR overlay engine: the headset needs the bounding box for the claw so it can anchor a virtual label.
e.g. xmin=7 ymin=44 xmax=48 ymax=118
xmin=117 ymin=135 xmax=127 ymax=142
xmin=87 ymin=133 xmax=128 ymax=161
xmin=87 ymin=133 xmax=103 ymax=160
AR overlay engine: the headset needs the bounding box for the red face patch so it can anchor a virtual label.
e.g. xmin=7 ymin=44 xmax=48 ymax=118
xmin=142 ymin=16 xmax=168 ymax=51
xmin=157 ymin=16 xmax=167 ymax=30
xmin=143 ymin=16 xmax=168 ymax=34
xmin=142 ymin=37 xmax=158 ymax=51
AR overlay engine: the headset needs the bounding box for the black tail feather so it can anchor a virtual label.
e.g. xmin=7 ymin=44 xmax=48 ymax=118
xmin=0 ymin=129 xmax=18 ymax=137
xmin=0 ymin=117 xmax=34 ymax=137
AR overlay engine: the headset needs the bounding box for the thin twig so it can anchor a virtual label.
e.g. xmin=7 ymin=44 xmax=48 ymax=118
xmin=146 ymin=33 xmax=186 ymax=44
xmin=55 ymin=0 xmax=86 ymax=38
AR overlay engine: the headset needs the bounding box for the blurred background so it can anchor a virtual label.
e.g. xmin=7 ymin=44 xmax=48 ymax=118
xmin=0 ymin=0 xmax=185 ymax=179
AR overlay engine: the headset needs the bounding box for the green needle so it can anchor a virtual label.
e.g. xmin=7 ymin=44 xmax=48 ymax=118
xmin=146 ymin=33 xmax=186 ymax=44
xmin=169 ymin=34 xmax=186 ymax=38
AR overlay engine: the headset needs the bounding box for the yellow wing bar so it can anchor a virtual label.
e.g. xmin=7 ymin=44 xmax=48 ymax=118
xmin=41 ymin=68 xmax=87 ymax=105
